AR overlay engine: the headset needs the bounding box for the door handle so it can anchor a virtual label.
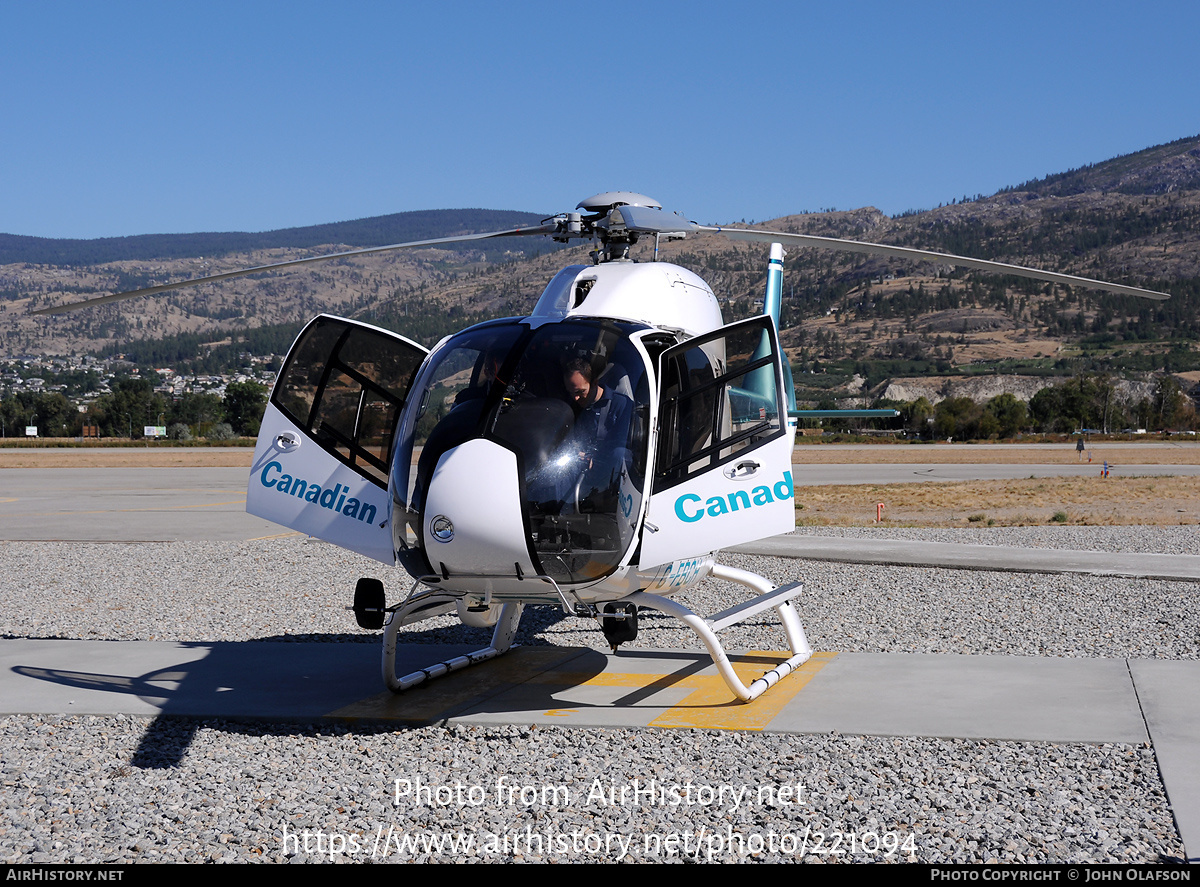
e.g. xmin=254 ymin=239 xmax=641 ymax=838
xmin=723 ymin=459 xmax=760 ymax=479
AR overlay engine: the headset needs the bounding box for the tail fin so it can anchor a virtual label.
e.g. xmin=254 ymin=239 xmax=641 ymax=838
xmin=754 ymin=243 xmax=797 ymax=413
xmin=763 ymin=243 xmax=899 ymax=423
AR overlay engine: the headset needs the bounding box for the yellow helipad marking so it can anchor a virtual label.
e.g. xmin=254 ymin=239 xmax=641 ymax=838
xmin=532 ymin=671 xmax=662 ymax=688
xmin=649 ymin=651 xmax=837 ymax=730
xmin=527 ymin=651 xmax=837 ymax=730
xmin=248 ymin=531 xmax=305 ymax=540
xmin=328 ymin=648 xmax=835 ymax=730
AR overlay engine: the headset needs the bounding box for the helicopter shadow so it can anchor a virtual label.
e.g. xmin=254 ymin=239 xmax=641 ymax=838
xmin=5 ymin=630 xmax=600 ymax=768
xmin=8 ymin=636 xmax=376 ymax=766
xmin=8 ymin=613 xmax=776 ymax=768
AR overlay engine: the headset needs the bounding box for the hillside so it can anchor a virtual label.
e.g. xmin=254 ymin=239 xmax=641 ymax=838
xmin=999 ymin=134 xmax=1200 ymax=198
xmin=5 ymin=136 xmax=1200 ymax=388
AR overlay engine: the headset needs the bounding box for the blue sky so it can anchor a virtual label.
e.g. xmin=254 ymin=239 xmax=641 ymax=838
xmin=3 ymin=1 xmax=1198 ymax=239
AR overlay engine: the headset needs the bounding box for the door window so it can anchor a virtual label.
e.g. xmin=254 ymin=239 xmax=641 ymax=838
xmin=273 ymin=316 xmax=425 ymax=487
xmin=654 ymin=316 xmax=785 ymax=490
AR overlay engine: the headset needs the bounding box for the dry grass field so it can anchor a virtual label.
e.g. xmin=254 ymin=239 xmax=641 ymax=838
xmin=796 ymin=476 xmax=1200 ymax=527
xmin=0 ymin=446 xmax=254 ymax=469
xmin=796 ymin=444 xmax=1200 ymax=528
xmin=791 ymin=443 xmax=1200 ymax=464
xmin=790 ymin=443 xmax=1200 ymax=526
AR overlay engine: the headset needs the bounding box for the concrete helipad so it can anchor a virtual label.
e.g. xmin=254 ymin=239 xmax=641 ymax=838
xmin=0 ymin=636 xmax=1174 ymax=744
xmin=2 ymin=635 xmax=1198 ymax=860
xmin=732 ymin=535 xmax=1200 ymax=582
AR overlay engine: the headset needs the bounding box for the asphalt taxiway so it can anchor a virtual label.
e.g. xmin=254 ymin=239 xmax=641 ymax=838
xmin=3 ymin=456 xmax=1198 ymax=541
xmin=1 ymin=455 xmax=1198 ymax=860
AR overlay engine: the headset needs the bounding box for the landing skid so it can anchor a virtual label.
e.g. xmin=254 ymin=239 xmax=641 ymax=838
xmin=628 ymin=563 xmax=811 ymax=702
xmin=381 ymin=589 xmax=523 ymax=692
xmin=377 ymin=564 xmax=810 ymax=703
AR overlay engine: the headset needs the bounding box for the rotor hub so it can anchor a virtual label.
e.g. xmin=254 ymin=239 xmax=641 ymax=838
xmin=551 ymin=192 xmax=670 ymax=263
xmin=575 ymin=191 xmax=662 ymax=216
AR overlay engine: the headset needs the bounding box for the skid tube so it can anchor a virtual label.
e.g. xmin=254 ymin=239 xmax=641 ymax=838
xmin=626 ymin=563 xmax=812 ymax=703
xmin=379 ymin=573 xmax=569 ymax=693
xmin=383 ymin=600 xmax=524 ymax=692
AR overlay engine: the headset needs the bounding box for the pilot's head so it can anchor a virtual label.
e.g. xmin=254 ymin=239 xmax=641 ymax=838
xmin=564 ymin=357 xmax=599 ymax=408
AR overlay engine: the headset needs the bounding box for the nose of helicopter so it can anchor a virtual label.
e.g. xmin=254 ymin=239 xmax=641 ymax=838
xmin=422 ymin=439 xmax=538 ymax=580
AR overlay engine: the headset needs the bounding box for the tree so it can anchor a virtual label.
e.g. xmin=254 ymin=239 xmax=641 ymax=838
xmin=0 ymin=391 xmax=79 ymax=438
xmin=933 ymin=397 xmax=983 ymax=440
xmin=983 ymin=393 xmax=1028 ymax=439
xmin=901 ymin=397 xmax=934 ymax=437
xmin=93 ymin=376 xmax=166 ymax=438
xmin=1029 ymin=375 xmax=1111 ymax=433
xmin=223 ymin=382 xmax=267 ymax=437
xmin=168 ymin=392 xmax=225 ymax=436
xmin=1153 ymin=376 xmax=1195 ymax=430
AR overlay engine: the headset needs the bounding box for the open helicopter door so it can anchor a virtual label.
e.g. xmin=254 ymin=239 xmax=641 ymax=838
xmin=639 ymin=315 xmax=795 ymax=568
xmin=247 ymin=315 xmax=427 ymax=564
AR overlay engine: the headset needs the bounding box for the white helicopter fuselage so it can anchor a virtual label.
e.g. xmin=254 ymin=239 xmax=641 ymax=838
xmin=247 ymin=260 xmax=797 ymax=618
xmin=531 ymin=260 xmax=723 ymax=337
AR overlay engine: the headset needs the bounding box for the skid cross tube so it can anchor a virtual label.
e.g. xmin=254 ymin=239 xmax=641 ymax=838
xmin=627 ymin=564 xmax=811 ymax=703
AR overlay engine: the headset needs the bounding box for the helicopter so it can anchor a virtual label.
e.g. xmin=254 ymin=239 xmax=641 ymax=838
xmin=35 ymin=191 xmax=1170 ymax=703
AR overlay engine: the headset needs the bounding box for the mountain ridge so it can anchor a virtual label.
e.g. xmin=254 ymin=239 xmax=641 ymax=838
xmin=5 ymin=134 xmax=1200 ymax=377
xmin=0 ymin=208 xmax=551 ymax=266
xmin=1000 ymin=134 xmax=1200 ymax=199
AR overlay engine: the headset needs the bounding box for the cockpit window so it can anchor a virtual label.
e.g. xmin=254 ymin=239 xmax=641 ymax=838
xmin=392 ymin=323 xmax=525 ymax=547
xmin=486 ymin=321 xmax=649 ymax=583
xmin=392 ymin=318 xmax=651 ymax=585
xmin=655 ymin=316 xmax=785 ymax=488
xmin=273 ymin=317 xmax=424 ymax=486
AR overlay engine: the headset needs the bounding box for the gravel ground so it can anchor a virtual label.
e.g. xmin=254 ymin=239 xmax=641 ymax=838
xmin=0 ymin=531 xmax=1194 ymax=864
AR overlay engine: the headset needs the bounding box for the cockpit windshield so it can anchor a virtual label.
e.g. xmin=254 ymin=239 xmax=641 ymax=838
xmin=392 ymin=319 xmax=651 ymax=585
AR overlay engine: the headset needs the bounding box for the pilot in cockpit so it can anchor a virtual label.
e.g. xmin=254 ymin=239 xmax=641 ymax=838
xmin=559 ymin=355 xmax=635 ymax=517
xmin=562 ymin=356 xmax=631 ymax=466
xmin=455 ymin=350 xmax=504 ymax=406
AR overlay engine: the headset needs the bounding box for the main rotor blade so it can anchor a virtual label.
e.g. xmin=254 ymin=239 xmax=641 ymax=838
xmin=698 ymin=226 xmax=1170 ymax=301
xmin=609 ymin=204 xmax=696 ymax=236
xmin=31 ymin=224 xmax=556 ymax=315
